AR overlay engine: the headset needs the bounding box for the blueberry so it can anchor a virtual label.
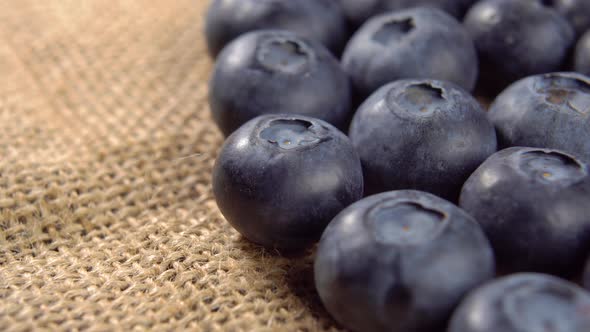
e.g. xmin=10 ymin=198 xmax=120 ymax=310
xmin=488 ymin=72 xmax=590 ymax=162
xmin=575 ymin=31 xmax=590 ymax=76
xmin=449 ymin=273 xmax=590 ymax=332
xmin=459 ymin=147 xmax=590 ymax=276
xmin=204 ymin=0 xmax=348 ymax=57
xmin=541 ymin=0 xmax=590 ymax=37
xmin=464 ymin=0 xmax=575 ymax=92
xmin=338 ymin=0 xmax=477 ymax=29
xmin=341 ymin=7 xmax=478 ymax=101
xmin=315 ymin=190 xmax=494 ymax=332
xmin=585 ymin=255 xmax=590 ymax=290
xmin=212 ymin=114 xmax=363 ymax=250
xmin=209 ymin=30 xmax=352 ymax=137
xmin=348 ymin=79 xmax=496 ymax=201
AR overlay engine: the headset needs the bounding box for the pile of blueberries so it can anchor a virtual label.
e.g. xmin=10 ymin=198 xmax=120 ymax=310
xmin=205 ymin=0 xmax=590 ymax=331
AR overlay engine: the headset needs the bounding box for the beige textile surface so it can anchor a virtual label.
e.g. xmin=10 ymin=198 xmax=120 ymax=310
xmin=0 ymin=1 xmax=341 ymax=330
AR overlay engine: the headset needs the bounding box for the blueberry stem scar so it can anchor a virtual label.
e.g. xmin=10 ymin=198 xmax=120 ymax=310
xmin=387 ymin=81 xmax=448 ymax=117
xmin=368 ymin=201 xmax=447 ymax=245
xmin=372 ymin=17 xmax=415 ymax=45
xmin=257 ymin=38 xmax=311 ymax=74
xmin=518 ymin=150 xmax=585 ymax=183
xmin=534 ymin=74 xmax=590 ymax=115
xmin=404 ymin=83 xmax=446 ymax=104
xmin=259 ymin=119 xmax=322 ymax=150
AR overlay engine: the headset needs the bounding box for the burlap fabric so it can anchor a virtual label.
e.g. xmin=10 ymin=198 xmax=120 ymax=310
xmin=0 ymin=1 xmax=342 ymax=330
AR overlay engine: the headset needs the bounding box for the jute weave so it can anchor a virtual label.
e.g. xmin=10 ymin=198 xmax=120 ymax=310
xmin=0 ymin=1 xmax=341 ymax=330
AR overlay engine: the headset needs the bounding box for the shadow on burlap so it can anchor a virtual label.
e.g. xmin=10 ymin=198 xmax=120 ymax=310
xmin=0 ymin=1 xmax=342 ymax=330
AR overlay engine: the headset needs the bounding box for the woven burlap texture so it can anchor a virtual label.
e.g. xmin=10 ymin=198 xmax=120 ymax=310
xmin=0 ymin=1 xmax=343 ymax=331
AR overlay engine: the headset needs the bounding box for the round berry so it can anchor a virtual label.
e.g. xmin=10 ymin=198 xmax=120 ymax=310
xmin=449 ymin=273 xmax=590 ymax=332
xmin=205 ymin=0 xmax=348 ymax=57
xmin=342 ymin=7 xmax=478 ymax=100
xmin=212 ymin=114 xmax=363 ymax=250
xmin=209 ymin=30 xmax=352 ymax=137
xmin=315 ymin=190 xmax=494 ymax=332
xmin=460 ymin=147 xmax=590 ymax=276
xmin=488 ymin=72 xmax=590 ymax=162
xmin=464 ymin=0 xmax=575 ymax=91
xmin=349 ymin=79 xmax=496 ymax=201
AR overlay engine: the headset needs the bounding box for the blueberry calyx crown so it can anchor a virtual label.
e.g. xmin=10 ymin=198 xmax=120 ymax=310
xmin=501 ymin=282 xmax=579 ymax=332
xmin=256 ymin=37 xmax=312 ymax=74
xmin=534 ymin=74 xmax=590 ymax=116
xmin=388 ymin=82 xmax=447 ymax=117
xmin=372 ymin=17 xmax=415 ymax=45
xmin=367 ymin=200 xmax=447 ymax=246
xmin=517 ymin=150 xmax=585 ymax=184
xmin=259 ymin=119 xmax=323 ymax=150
